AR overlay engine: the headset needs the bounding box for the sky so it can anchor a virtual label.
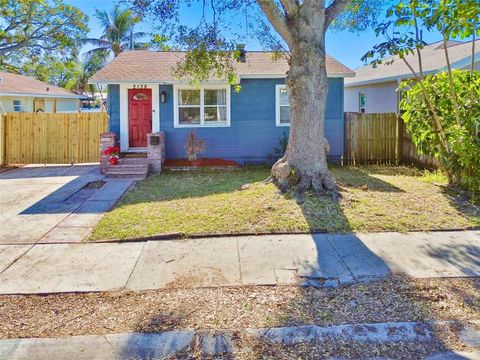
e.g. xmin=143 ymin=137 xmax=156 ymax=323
xmin=66 ymin=0 xmax=448 ymax=70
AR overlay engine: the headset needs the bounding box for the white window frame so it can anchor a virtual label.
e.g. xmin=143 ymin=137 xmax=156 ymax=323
xmin=275 ymin=84 xmax=290 ymax=127
xmin=359 ymin=92 xmax=367 ymax=113
xmin=13 ymin=99 xmax=22 ymax=112
xmin=173 ymin=84 xmax=231 ymax=128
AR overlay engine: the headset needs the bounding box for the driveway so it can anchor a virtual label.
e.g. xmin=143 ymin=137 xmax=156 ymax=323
xmin=0 ymin=165 xmax=132 ymax=245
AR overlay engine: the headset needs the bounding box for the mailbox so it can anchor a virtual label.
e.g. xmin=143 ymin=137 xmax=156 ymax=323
xmin=149 ymin=134 xmax=159 ymax=146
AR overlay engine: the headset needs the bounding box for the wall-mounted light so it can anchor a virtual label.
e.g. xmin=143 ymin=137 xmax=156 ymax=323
xmin=160 ymin=91 xmax=167 ymax=103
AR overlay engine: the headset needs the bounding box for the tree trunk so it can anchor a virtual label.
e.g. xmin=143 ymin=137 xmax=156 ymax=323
xmin=271 ymin=4 xmax=335 ymax=194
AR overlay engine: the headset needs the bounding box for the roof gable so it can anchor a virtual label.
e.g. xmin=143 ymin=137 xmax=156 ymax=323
xmin=89 ymin=51 xmax=355 ymax=83
xmin=0 ymin=72 xmax=84 ymax=98
xmin=345 ymin=40 xmax=479 ymax=87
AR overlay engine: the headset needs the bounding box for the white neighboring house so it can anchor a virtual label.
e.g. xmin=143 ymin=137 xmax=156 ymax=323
xmin=345 ymin=40 xmax=480 ymax=114
xmin=0 ymin=71 xmax=85 ymax=114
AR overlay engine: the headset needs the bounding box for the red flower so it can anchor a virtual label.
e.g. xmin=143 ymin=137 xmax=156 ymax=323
xmin=109 ymin=157 xmax=119 ymax=165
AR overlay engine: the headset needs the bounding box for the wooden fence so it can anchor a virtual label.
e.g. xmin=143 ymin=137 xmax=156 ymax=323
xmin=0 ymin=112 xmax=108 ymax=165
xmin=344 ymin=112 xmax=437 ymax=168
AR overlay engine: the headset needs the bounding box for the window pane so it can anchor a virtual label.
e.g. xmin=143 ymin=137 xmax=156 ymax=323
xmin=204 ymin=89 xmax=227 ymax=106
xmin=205 ymin=106 xmax=227 ymax=122
xmin=179 ymin=107 xmax=200 ymax=124
xmin=360 ymin=93 xmax=366 ymax=107
xmin=280 ymin=105 xmax=290 ymax=124
xmin=279 ymin=87 xmax=289 ymax=106
xmin=178 ymin=89 xmax=200 ymax=105
xmin=132 ymin=92 xmax=149 ymax=101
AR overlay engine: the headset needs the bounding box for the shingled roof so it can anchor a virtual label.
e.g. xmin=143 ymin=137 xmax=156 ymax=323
xmin=345 ymin=40 xmax=479 ymax=87
xmin=89 ymin=51 xmax=355 ymax=83
xmin=0 ymin=72 xmax=84 ymax=98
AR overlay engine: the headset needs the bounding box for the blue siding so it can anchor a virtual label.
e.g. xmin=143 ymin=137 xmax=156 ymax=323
xmin=158 ymin=78 xmax=344 ymax=163
xmin=107 ymin=84 xmax=120 ymax=136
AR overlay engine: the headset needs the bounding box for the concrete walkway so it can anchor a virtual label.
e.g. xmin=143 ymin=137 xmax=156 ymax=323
xmin=0 ymin=231 xmax=478 ymax=294
xmin=1 ymin=320 xmax=479 ymax=359
xmin=0 ymin=165 xmax=132 ymax=245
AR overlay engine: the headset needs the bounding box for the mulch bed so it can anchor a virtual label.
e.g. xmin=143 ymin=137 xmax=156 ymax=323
xmin=164 ymin=158 xmax=240 ymax=168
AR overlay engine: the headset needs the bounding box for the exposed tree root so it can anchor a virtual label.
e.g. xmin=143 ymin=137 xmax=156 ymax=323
xmin=271 ymin=158 xmax=337 ymax=196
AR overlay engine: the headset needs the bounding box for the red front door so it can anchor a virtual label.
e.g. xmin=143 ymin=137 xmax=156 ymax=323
xmin=128 ymin=88 xmax=152 ymax=148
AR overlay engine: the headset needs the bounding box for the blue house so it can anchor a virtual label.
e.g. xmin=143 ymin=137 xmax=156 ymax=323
xmin=89 ymin=50 xmax=354 ymax=164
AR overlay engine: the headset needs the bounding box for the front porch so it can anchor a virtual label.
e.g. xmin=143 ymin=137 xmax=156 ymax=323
xmin=100 ymin=131 xmax=164 ymax=180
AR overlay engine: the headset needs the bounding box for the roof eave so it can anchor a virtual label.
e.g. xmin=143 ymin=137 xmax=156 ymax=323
xmin=89 ymin=72 xmax=355 ymax=84
xmin=0 ymin=92 xmax=86 ymax=99
xmin=345 ymin=52 xmax=479 ymax=87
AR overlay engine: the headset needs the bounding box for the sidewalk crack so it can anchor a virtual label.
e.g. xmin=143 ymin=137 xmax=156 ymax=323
xmin=125 ymin=241 xmax=147 ymax=289
xmin=0 ymin=243 xmax=35 ymax=276
xmin=235 ymin=238 xmax=243 ymax=284
xmin=325 ymin=235 xmax=355 ymax=279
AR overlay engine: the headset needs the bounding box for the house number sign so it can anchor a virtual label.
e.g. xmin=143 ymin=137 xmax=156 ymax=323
xmin=133 ymin=84 xmax=148 ymax=89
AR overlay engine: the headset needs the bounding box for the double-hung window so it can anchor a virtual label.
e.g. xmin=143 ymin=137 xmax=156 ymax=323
xmin=13 ymin=100 xmax=22 ymax=112
xmin=174 ymin=85 xmax=230 ymax=127
xmin=275 ymin=85 xmax=290 ymax=126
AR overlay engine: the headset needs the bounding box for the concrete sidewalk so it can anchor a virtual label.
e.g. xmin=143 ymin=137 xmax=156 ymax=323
xmin=0 ymin=231 xmax=478 ymax=294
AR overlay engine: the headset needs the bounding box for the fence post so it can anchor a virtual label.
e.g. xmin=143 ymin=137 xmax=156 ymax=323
xmin=0 ymin=114 xmax=5 ymax=165
xmin=396 ymin=115 xmax=404 ymax=165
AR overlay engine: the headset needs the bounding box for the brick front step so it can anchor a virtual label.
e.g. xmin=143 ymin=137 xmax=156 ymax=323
xmin=104 ymin=163 xmax=149 ymax=180
xmin=119 ymin=158 xmax=151 ymax=165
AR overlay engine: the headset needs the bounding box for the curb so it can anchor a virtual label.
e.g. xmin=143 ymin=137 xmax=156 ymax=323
xmin=2 ymin=320 xmax=479 ymax=359
xmin=88 ymin=227 xmax=480 ymax=244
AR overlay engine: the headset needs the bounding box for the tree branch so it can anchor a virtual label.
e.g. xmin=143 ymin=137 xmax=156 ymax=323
xmin=325 ymin=0 xmax=351 ymax=29
xmin=279 ymin=0 xmax=298 ymax=16
xmin=257 ymin=0 xmax=294 ymax=48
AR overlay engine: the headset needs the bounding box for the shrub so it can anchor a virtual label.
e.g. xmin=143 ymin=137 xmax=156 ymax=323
xmin=185 ymin=131 xmax=206 ymax=161
xmin=401 ymin=70 xmax=480 ymax=200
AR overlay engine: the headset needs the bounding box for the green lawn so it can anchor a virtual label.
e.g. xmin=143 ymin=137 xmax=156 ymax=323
xmin=90 ymin=166 xmax=479 ymax=240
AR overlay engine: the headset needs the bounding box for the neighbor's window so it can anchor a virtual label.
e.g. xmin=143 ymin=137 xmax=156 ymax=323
xmin=359 ymin=93 xmax=366 ymax=113
xmin=13 ymin=100 xmax=22 ymax=112
xmin=398 ymin=90 xmax=407 ymax=114
xmin=276 ymin=85 xmax=290 ymax=126
xmin=175 ymin=86 xmax=230 ymax=127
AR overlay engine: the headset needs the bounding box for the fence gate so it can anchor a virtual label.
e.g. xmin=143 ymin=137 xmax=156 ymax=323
xmin=0 ymin=112 xmax=108 ymax=165
xmin=344 ymin=112 xmax=401 ymax=165
xmin=344 ymin=112 xmax=437 ymax=168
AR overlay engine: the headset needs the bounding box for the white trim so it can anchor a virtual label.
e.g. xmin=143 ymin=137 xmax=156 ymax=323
xmin=173 ymin=84 xmax=231 ymax=128
xmin=90 ymin=80 xmax=230 ymax=85
xmin=119 ymin=84 xmax=160 ymax=152
xmin=275 ymin=84 xmax=290 ymax=127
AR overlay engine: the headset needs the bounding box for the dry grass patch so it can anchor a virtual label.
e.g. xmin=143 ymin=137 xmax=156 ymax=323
xmin=90 ymin=166 xmax=479 ymax=240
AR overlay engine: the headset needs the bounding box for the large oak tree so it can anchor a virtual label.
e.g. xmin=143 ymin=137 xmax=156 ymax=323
xmin=128 ymin=0 xmax=384 ymax=193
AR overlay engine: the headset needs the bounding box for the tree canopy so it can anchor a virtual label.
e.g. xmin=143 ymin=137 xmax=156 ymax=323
xmin=0 ymin=0 xmax=88 ymax=73
xmin=83 ymin=4 xmax=148 ymax=65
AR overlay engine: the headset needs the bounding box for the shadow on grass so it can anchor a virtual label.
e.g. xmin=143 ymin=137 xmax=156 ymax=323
xmin=100 ymin=165 xmax=407 ymax=238
xmin=330 ymin=166 xmax=405 ymax=193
